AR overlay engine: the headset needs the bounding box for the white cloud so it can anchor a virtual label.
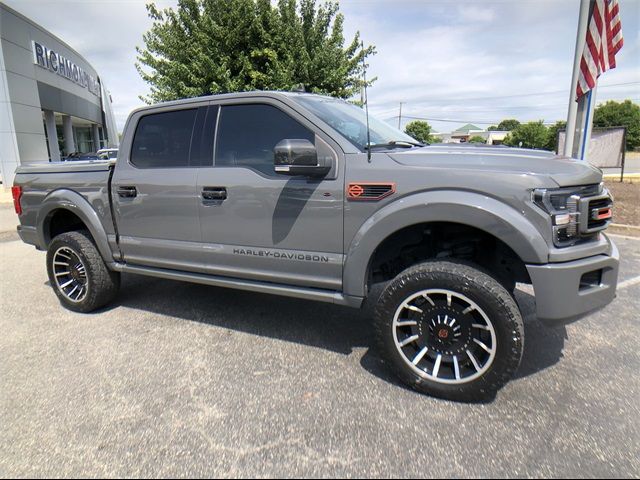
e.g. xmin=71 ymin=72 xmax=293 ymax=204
xmin=456 ymin=5 xmax=495 ymax=23
xmin=340 ymin=0 xmax=640 ymax=131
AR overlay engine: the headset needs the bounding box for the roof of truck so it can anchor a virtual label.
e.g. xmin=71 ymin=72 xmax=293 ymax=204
xmin=131 ymin=91 xmax=326 ymax=113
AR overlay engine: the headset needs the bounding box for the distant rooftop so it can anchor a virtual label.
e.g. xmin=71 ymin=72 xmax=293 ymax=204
xmin=454 ymin=123 xmax=483 ymax=133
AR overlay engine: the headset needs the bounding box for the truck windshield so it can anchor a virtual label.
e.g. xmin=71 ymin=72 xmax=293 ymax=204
xmin=293 ymin=95 xmax=420 ymax=151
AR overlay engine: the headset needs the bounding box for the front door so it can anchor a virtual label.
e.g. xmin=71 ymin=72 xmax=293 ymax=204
xmin=196 ymin=101 xmax=344 ymax=290
xmin=112 ymin=106 xmax=205 ymax=270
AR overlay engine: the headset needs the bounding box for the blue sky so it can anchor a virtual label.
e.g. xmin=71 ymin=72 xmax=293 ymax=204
xmin=6 ymin=0 xmax=639 ymax=133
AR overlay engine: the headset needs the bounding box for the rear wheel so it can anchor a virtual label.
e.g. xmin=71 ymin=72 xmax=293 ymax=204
xmin=46 ymin=231 xmax=120 ymax=313
xmin=374 ymin=260 xmax=524 ymax=402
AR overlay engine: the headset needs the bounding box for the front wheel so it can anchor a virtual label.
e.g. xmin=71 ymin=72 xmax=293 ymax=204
xmin=46 ymin=231 xmax=120 ymax=313
xmin=374 ymin=260 xmax=524 ymax=402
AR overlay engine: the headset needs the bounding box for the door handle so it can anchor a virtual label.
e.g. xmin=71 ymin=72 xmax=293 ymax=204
xmin=202 ymin=187 xmax=227 ymax=202
xmin=117 ymin=186 xmax=137 ymax=198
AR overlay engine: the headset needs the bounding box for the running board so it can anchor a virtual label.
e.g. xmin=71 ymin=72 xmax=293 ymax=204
xmin=111 ymin=263 xmax=363 ymax=308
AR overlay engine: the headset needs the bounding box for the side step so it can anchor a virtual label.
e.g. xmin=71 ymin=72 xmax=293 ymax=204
xmin=111 ymin=262 xmax=363 ymax=308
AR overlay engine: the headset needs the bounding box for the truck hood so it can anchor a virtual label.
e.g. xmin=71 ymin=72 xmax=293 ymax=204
xmin=388 ymin=145 xmax=602 ymax=187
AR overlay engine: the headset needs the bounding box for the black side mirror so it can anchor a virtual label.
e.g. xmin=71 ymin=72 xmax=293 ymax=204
xmin=274 ymin=139 xmax=330 ymax=177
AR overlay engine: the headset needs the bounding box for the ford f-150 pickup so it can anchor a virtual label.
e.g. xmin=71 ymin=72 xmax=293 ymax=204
xmin=12 ymin=91 xmax=619 ymax=401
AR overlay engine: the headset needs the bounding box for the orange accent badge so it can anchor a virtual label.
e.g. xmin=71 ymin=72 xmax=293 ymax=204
xmin=348 ymin=184 xmax=365 ymax=198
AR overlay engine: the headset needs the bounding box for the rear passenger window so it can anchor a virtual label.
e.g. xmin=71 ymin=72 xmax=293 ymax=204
xmin=131 ymin=109 xmax=197 ymax=168
xmin=215 ymin=104 xmax=314 ymax=176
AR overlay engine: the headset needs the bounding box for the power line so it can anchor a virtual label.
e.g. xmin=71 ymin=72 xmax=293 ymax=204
xmin=374 ymin=81 xmax=640 ymax=108
xmin=395 ymin=115 xmax=567 ymax=125
xmin=399 ymin=116 xmax=504 ymax=125
xmin=380 ymin=96 xmax=640 ymax=116
xmin=385 ymin=93 xmax=639 ymax=126
xmin=446 ymin=81 xmax=638 ymax=102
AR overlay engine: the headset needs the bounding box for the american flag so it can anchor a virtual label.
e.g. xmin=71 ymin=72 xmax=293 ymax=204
xmin=576 ymin=0 xmax=623 ymax=100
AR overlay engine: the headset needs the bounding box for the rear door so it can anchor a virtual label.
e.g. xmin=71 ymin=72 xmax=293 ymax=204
xmin=112 ymin=104 xmax=210 ymax=270
xmin=195 ymin=99 xmax=345 ymax=290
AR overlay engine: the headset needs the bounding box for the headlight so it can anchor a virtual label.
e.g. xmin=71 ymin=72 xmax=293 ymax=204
xmin=532 ymin=187 xmax=581 ymax=247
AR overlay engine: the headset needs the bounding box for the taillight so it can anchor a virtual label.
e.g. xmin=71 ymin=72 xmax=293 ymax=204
xmin=11 ymin=185 xmax=22 ymax=215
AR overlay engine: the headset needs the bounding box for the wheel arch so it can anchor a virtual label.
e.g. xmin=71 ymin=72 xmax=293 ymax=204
xmin=37 ymin=189 xmax=114 ymax=263
xmin=343 ymin=190 xmax=548 ymax=298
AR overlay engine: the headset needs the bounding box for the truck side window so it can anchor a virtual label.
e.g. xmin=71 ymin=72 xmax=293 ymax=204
xmin=215 ymin=104 xmax=314 ymax=176
xmin=131 ymin=109 xmax=197 ymax=168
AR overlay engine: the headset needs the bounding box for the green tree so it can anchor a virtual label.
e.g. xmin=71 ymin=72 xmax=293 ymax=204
xmin=468 ymin=135 xmax=486 ymax=144
xmin=404 ymin=120 xmax=433 ymax=144
xmin=593 ymin=100 xmax=640 ymax=151
xmin=504 ymin=121 xmax=549 ymax=149
xmin=496 ymin=119 xmax=521 ymax=131
xmin=136 ymin=0 xmax=375 ymax=103
xmin=487 ymin=125 xmax=498 ymax=131
xmin=545 ymin=120 xmax=566 ymax=152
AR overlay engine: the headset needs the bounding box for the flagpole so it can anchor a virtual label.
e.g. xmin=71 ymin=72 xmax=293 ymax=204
xmin=564 ymin=0 xmax=593 ymax=158
xmin=579 ymin=85 xmax=598 ymax=160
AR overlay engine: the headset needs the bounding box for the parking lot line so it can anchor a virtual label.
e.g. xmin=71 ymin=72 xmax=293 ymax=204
xmin=618 ymin=275 xmax=640 ymax=290
xmin=608 ymin=233 xmax=640 ymax=241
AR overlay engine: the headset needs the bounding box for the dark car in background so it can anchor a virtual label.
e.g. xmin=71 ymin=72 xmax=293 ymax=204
xmin=61 ymin=152 xmax=100 ymax=162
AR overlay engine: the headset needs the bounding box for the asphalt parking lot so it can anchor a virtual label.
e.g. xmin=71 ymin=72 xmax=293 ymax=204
xmin=1 ymin=205 xmax=639 ymax=477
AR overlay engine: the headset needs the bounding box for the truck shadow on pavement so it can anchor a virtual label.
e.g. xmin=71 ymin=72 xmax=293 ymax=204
xmin=106 ymin=274 xmax=567 ymax=398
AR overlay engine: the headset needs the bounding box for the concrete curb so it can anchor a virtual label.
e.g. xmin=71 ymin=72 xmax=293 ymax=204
xmin=608 ymin=233 xmax=640 ymax=241
xmin=609 ymin=224 xmax=640 ymax=238
xmin=603 ymin=173 xmax=640 ymax=184
xmin=611 ymin=223 xmax=640 ymax=230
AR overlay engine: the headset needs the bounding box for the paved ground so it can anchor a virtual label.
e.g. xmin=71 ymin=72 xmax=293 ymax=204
xmin=1 ymin=204 xmax=639 ymax=477
xmin=0 ymin=201 xmax=17 ymax=236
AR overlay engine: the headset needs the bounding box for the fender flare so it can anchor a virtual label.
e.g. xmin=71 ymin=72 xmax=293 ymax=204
xmin=342 ymin=190 xmax=549 ymax=298
xmin=36 ymin=189 xmax=114 ymax=263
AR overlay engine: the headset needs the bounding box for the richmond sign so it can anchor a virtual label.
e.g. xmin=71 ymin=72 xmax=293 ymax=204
xmin=32 ymin=41 xmax=101 ymax=97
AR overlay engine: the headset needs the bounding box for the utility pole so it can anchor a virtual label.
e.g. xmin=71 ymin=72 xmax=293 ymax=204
xmin=398 ymin=102 xmax=404 ymax=130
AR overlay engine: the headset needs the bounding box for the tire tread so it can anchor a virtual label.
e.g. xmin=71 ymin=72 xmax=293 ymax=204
xmin=373 ymin=260 xmax=524 ymax=402
xmin=46 ymin=230 xmax=119 ymax=313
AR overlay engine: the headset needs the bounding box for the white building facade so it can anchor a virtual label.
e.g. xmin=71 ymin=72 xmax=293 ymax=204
xmin=0 ymin=3 xmax=118 ymax=187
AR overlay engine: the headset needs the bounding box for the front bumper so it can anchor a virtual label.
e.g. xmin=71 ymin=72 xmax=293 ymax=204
xmin=526 ymin=237 xmax=619 ymax=325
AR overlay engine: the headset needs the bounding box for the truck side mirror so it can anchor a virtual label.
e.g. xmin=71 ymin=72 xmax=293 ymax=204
xmin=274 ymin=139 xmax=330 ymax=178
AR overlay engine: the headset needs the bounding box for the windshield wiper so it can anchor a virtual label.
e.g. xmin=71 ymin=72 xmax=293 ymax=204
xmin=365 ymin=140 xmax=425 ymax=150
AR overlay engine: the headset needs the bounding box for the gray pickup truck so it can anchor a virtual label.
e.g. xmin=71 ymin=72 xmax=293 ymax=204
xmin=12 ymin=91 xmax=619 ymax=401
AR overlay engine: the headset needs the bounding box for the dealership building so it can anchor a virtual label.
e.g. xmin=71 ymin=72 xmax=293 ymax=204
xmin=0 ymin=3 xmax=118 ymax=187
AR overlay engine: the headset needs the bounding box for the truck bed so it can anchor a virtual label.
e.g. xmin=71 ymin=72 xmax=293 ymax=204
xmin=15 ymin=159 xmax=115 ymax=175
xmin=13 ymin=159 xmax=117 ymax=255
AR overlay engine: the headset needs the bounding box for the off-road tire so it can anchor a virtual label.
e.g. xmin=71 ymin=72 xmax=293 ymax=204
xmin=374 ymin=260 xmax=524 ymax=402
xmin=46 ymin=231 xmax=120 ymax=313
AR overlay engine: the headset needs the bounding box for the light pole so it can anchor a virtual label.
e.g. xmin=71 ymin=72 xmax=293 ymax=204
xmin=398 ymin=102 xmax=404 ymax=130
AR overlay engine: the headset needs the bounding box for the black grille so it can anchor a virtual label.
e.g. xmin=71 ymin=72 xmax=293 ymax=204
xmin=362 ymin=185 xmax=393 ymax=197
xmin=579 ymin=184 xmax=602 ymax=197
xmin=587 ymin=197 xmax=613 ymax=230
